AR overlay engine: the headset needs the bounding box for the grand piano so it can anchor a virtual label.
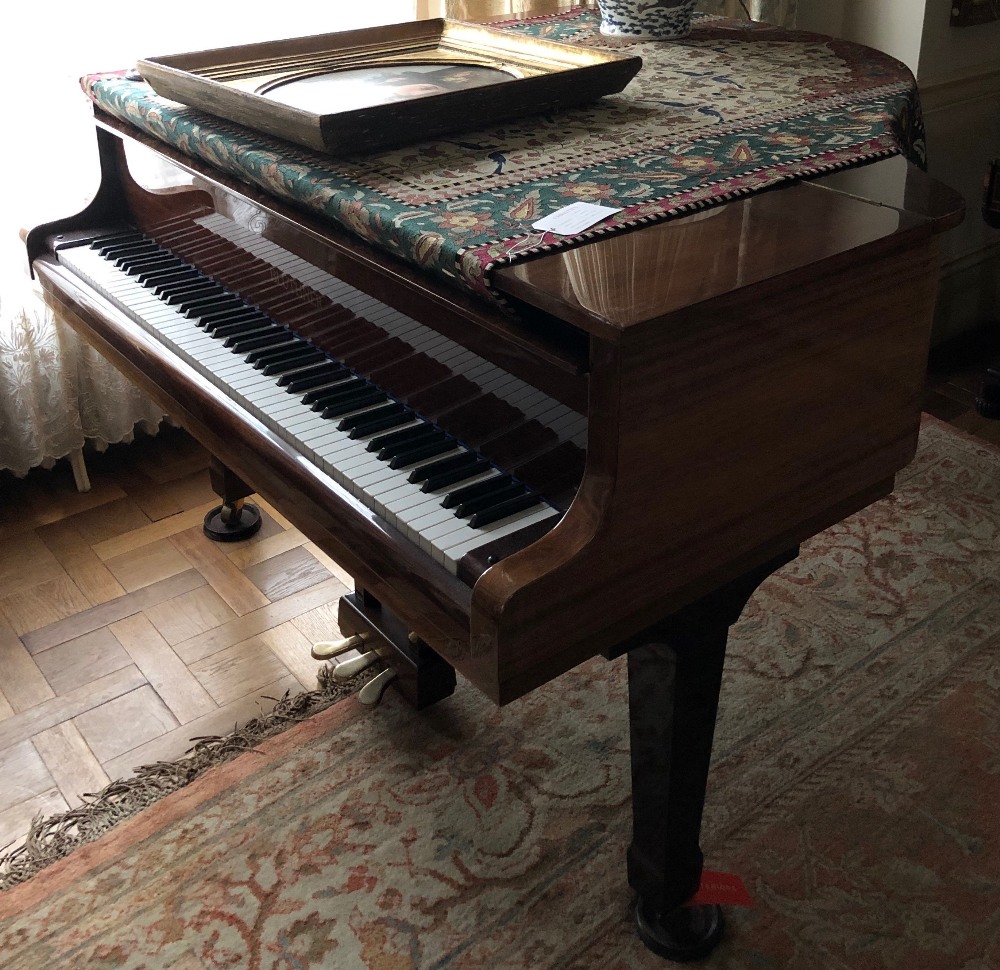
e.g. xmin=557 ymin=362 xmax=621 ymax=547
xmin=25 ymin=2 xmax=964 ymax=960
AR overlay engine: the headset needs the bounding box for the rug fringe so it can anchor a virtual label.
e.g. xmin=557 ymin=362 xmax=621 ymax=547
xmin=0 ymin=663 xmax=377 ymax=892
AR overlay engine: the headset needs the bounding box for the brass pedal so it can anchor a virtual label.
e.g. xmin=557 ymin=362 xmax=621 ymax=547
xmin=311 ymin=633 xmax=367 ymax=660
xmin=332 ymin=651 xmax=381 ymax=681
xmin=357 ymin=667 xmax=397 ymax=706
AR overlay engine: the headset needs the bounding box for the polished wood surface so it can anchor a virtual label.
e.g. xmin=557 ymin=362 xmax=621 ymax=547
xmin=474 ymin=226 xmax=944 ymax=698
xmin=494 ymin=173 xmax=930 ymax=335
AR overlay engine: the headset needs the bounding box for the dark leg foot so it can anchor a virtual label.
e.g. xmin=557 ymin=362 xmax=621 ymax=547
xmin=626 ymin=549 xmax=797 ymax=962
xmin=203 ymin=499 xmax=262 ymax=541
xmin=634 ymin=899 xmax=725 ymax=963
xmin=204 ymin=458 xmax=262 ymax=541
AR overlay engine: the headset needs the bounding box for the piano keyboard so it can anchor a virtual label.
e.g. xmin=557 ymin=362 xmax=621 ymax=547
xmin=55 ymin=222 xmax=580 ymax=576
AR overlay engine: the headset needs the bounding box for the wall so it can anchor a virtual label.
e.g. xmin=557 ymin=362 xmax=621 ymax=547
xmin=797 ymin=0 xmax=1000 ymax=343
xmin=919 ymin=0 xmax=1000 ymax=340
xmin=797 ymin=0 xmax=923 ymax=73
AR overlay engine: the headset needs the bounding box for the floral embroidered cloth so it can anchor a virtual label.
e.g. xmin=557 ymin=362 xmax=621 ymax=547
xmin=82 ymin=8 xmax=924 ymax=303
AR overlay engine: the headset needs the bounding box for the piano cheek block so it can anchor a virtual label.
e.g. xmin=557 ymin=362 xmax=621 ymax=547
xmin=336 ymin=592 xmax=457 ymax=710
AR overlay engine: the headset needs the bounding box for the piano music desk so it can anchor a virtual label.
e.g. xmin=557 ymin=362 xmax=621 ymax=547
xmin=26 ymin=15 xmax=964 ymax=958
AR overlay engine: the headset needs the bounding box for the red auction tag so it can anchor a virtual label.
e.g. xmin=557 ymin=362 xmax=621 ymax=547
xmin=685 ymin=870 xmax=753 ymax=908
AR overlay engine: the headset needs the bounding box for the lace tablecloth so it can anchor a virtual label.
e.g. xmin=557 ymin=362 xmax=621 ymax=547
xmin=0 ymin=293 xmax=165 ymax=483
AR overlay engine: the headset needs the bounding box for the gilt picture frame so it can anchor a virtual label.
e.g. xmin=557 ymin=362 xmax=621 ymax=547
xmin=137 ymin=19 xmax=642 ymax=155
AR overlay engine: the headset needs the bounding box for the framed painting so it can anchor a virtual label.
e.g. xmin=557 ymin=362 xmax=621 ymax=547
xmin=137 ymin=19 xmax=642 ymax=154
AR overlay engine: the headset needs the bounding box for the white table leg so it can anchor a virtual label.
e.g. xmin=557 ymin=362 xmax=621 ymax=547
xmin=69 ymin=448 xmax=91 ymax=492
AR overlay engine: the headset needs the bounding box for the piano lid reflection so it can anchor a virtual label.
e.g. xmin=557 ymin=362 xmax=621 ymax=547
xmin=25 ymin=5 xmax=963 ymax=957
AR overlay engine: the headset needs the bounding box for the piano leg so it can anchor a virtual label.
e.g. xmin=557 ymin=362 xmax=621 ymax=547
xmin=204 ymin=458 xmax=263 ymax=542
xmin=626 ymin=548 xmax=797 ymax=962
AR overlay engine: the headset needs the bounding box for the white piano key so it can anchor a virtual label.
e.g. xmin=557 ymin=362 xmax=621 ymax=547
xmin=59 ymin=227 xmax=572 ymax=575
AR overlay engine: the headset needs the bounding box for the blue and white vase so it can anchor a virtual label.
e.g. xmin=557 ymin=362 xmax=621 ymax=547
xmin=596 ymin=0 xmax=697 ymax=39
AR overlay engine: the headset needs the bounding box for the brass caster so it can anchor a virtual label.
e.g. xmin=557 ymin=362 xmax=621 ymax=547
xmin=332 ymin=651 xmax=381 ymax=681
xmin=312 ymin=633 xmax=367 ymax=660
xmin=357 ymin=667 xmax=397 ymax=706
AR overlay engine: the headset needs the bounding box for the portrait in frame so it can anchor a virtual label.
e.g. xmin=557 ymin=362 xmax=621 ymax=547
xmin=138 ymin=19 xmax=642 ymax=154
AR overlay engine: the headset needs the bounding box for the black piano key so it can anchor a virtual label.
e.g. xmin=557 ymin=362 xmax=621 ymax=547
xmin=282 ymin=363 xmax=347 ymax=393
xmin=93 ymin=233 xmax=145 ymax=255
xmin=441 ymin=474 xmax=515 ymax=509
xmin=117 ymin=255 xmax=173 ymax=275
xmin=408 ymin=450 xmax=480 ymax=484
xmin=150 ymin=271 xmax=204 ymax=295
xmin=163 ymin=282 xmax=224 ymax=305
xmin=121 ymin=254 xmax=176 ymax=275
xmin=386 ymin=437 xmax=457 ymax=469
xmin=260 ymin=347 xmax=325 ymax=370
xmin=181 ymin=294 xmax=246 ymax=318
xmin=210 ymin=318 xmax=272 ymax=341
xmin=226 ymin=328 xmax=291 ymax=353
xmin=214 ymin=319 xmax=278 ymax=342
xmin=468 ymin=493 xmax=544 ymax=529
xmin=321 ymin=388 xmax=387 ymax=419
xmin=138 ymin=265 xmax=194 ymax=287
xmin=454 ymin=482 xmax=527 ymax=519
xmin=153 ymin=268 xmax=211 ymax=289
xmin=277 ymin=360 xmax=342 ymax=389
xmin=200 ymin=305 xmax=266 ymax=329
xmin=244 ymin=338 xmax=302 ymax=365
xmin=419 ymin=457 xmax=492 ymax=492
xmin=260 ymin=348 xmax=326 ymax=376
xmin=378 ymin=427 xmax=450 ymax=459
xmin=250 ymin=340 xmax=309 ymax=365
xmin=302 ymin=377 xmax=364 ymax=406
xmin=176 ymin=286 xmax=241 ymax=309
xmin=367 ymin=422 xmax=442 ymax=454
xmin=307 ymin=376 xmax=367 ymax=404
xmin=340 ymin=403 xmax=409 ymax=437
xmin=109 ymin=243 xmax=161 ymax=263
xmin=203 ymin=309 xmax=268 ymax=334
xmin=113 ymin=242 xmax=168 ymax=259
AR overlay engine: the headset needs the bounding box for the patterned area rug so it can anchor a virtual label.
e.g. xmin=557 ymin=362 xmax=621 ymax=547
xmin=1 ymin=416 xmax=998 ymax=969
xmin=82 ymin=9 xmax=924 ymax=300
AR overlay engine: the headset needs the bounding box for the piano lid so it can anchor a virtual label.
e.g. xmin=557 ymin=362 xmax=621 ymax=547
xmin=81 ymin=7 xmax=926 ymax=305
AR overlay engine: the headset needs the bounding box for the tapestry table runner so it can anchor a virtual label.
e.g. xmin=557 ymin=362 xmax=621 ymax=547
xmin=82 ymin=8 xmax=925 ymax=303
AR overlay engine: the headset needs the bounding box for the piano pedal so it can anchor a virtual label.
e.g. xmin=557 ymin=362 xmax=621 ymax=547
xmin=357 ymin=667 xmax=397 ymax=706
xmin=332 ymin=650 xmax=382 ymax=681
xmin=311 ymin=633 xmax=368 ymax=660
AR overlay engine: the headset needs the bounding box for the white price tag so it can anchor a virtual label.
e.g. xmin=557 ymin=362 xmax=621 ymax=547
xmin=532 ymin=201 xmax=622 ymax=236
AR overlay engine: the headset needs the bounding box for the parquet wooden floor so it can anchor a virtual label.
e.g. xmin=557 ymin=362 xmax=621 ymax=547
xmin=1 ymin=328 xmax=998 ymax=856
xmin=0 ymin=426 xmax=355 ymax=854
